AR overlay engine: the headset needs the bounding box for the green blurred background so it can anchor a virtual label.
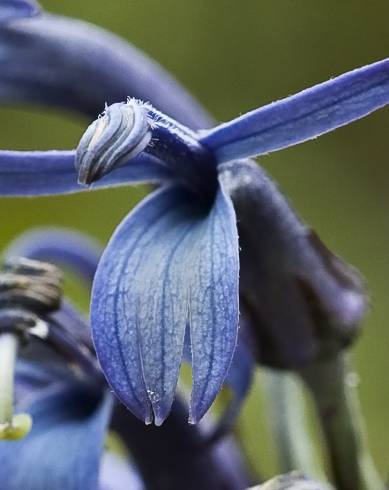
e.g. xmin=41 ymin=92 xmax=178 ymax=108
xmin=0 ymin=0 xmax=388 ymax=479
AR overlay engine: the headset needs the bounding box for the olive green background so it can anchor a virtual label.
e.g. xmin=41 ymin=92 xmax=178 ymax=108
xmin=1 ymin=0 xmax=388 ymax=478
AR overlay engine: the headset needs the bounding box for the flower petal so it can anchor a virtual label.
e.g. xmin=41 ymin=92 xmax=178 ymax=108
xmin=92 ymin=184 xmax=239 ymax=425
xmin=5 ymin=227 xmax=102 ymax=283
xmin=0 ymin=0 xmax=40 ymax=23
xmin=0 ymin=150 xmax=171 ymax=196
xmin=201 ymin=58 xmax=389 ymax=162
xmin=0 ymin=383 xmax=113 ymax=490
xmin=188 ymin=180 xmax=239 ymax=424
xmin=0 ymin=13 xmax=211 ymax=127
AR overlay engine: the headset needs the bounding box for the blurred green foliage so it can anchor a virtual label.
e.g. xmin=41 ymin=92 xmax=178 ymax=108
xmin=1 ymin=0 xmax=388 ymax=478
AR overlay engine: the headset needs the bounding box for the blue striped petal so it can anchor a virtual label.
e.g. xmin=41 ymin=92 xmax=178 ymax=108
xmin=92 ymin=184 xmax=239 ymax=425
xmin=201 ymin=58 xmax=389 ymax=163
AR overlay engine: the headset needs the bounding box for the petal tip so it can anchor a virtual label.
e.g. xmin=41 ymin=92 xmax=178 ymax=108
xmin=187 ymin=415 xmax=198 ymax=425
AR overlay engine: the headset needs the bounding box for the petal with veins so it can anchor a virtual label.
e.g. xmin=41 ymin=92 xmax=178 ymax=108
xmin=202 ymin=58 xmax=389 ymax=162
xmin=0 ymin=150 xmax=171 ymax=196
xmin=92 ymin=184 xmax=239 ymax=425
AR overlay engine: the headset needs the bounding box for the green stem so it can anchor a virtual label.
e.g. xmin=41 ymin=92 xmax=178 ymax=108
xmin=264 ymin=370 xmax=322 ymax=478
xmin=299 ymin=354 xmax=383 ymax=490
xmin=0 ymin=333 xmax=18 ymax=425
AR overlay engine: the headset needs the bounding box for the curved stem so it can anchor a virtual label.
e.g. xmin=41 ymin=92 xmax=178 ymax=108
xmin=299 ymin=354 xmax=383 ymax=490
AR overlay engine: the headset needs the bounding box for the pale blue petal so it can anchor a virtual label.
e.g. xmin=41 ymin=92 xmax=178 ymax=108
xmin=0 ymin=150 xmax=171 ymax=196
xmin=201 ymin=58 xmax=389 ymax=162
xmin=99 ymin=453 xmax=144 ymax=490
xmin=188 ymin=182 xmax=239 ymax=423
xmin=92 ymin=184 xmax=239 ymax=425
xmin=0 ymin=0 xmax=40 ymax=23
xmin=0 ymin=384 xmax=113 ymax=490
xmin=0 ymin=14 xmax=211 ymax=127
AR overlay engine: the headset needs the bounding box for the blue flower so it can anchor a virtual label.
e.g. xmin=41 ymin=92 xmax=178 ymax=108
xmin=0 ymin=2 xmax=383 ymax=425
xmin=0 ymin=228 xmax=252 ymax=490
xmin=6 ymin=227 xmax=254 ymax=433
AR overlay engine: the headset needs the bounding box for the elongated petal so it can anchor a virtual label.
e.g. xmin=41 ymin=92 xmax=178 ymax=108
xmin=5 ymin=228 xmax=101 ymax=283
xmin=0 ymin=14 xmax=211 ymax=128
xmin=0 ymin=150 xmax=171 ymax=196
xmin=0 ymin=384 xmax=112 ymax=490
xmin=92 ymin=185 xmax=239 ymax=425
xmin=188 ymin=180 xmax=239 ymax=424
xmin=201 ymin=59 xmax=389 ymax=162
xmin=0 ymin=0 xmax=40 ymax=23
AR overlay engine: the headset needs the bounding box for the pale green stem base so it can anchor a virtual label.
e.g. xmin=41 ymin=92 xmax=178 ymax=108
xmin=263 ymin=370 xmax=323 ymax=479
xmin=0 ymin=333 xmax=32 ymax=440
xmin=299 ymin=354 xmax=383 ymax=490
xmin=0 ymin=333 xmax=18 ymax=425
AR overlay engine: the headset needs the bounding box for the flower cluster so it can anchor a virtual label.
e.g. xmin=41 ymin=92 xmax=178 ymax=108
xmin=0 ymin=1 xmax=388 ymax=488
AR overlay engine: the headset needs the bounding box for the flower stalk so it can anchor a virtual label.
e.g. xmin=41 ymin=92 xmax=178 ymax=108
xmin=299 ymin=354 xmax=383 ymax=490
xmin=263 ymin=370 xmax=321 ymax=478
xmin=0 ymin=332 xmax=32 ymax=440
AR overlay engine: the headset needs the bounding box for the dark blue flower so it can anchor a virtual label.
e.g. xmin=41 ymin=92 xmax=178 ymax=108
xmin=0 ymin=2 xmax=383 ymax=425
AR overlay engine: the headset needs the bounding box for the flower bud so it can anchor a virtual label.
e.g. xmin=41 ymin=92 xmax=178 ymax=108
xmin=75 ymin=100 xmax=151 ymax=184
xmin=220 ymin=160 xmax=367 ymax=369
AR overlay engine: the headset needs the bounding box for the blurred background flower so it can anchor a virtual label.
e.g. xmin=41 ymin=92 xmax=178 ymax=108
xmin=0 ymin=0 xmax=388 ymax=476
